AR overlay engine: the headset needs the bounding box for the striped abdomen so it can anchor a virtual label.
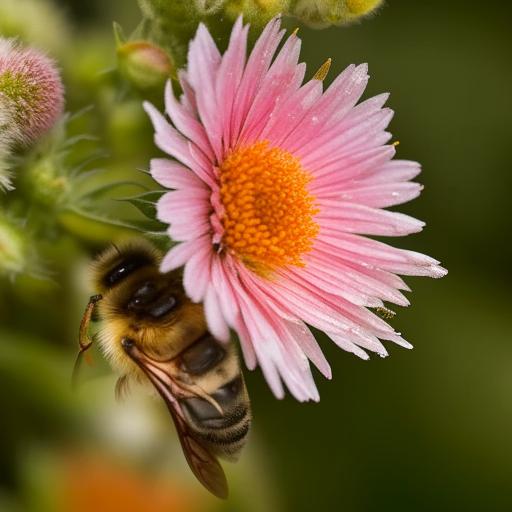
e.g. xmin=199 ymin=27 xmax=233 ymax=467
xmin=179 ymin=335 xmax=251 ymax=461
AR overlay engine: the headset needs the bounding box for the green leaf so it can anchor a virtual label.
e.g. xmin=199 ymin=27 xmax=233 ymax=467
xmin=62 ymin=206 xmax=167 ymax=235
xmin=116 ymin=190 xmax=165 ymax=219
xmin=124 ymin=217 xmax=167 ymax=233
xmin=79 ymin=180 xmax=149 ymax=201
xmin=113 ymin=21 xmax=127 ymax=47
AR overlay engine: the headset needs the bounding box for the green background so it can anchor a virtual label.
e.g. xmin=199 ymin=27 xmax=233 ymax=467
xmin=0 ymin=1 xmax=510 ymax=511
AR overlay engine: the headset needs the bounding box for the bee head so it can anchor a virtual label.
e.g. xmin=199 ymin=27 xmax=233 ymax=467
xmin=91 ymin=239 xmax=161 ymax=294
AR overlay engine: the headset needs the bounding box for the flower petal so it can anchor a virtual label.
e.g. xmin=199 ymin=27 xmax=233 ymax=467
xmin=150 ymin=158 xmax=206 ymax=190
xmin=143 ymin=102 xmax=195 ymax=168
xmin=164 ymin=80 xmax=214 ymax=159
xmin=160 ymin=237 xmax=210 ymax=273
xmin=183 ymin=241 xmax=212 ymax=302
xmin=204 ymin=286 xmax=230 ymax=342
xmin=318 ymin=200 xmax=425 ymax=236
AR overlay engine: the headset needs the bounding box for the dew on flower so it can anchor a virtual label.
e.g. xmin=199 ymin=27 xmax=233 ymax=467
xmin=145 ymin=16 xmax=447 ymax=402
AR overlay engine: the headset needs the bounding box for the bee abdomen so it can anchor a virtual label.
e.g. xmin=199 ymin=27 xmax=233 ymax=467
xmin=195 ymin=410 xmax=251 ymax=460
xmin=181 ymin=376 xmax=251 ymax=460
xmin=179 ymin=336 xmax=252 ymax=461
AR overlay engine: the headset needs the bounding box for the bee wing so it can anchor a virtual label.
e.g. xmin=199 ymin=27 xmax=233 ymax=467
xmin=170 ymin=406 xmax=229 ymax=499
xmin=122 ymin=340 xmax=228 ymax=499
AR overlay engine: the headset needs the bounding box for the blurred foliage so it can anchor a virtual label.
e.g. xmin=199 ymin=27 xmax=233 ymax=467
xmin=0 ymin=0 xmax=511 ymax=511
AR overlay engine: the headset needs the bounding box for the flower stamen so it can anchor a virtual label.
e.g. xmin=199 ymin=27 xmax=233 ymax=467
xmin=219 ymin=141 xmax=319 ymax=272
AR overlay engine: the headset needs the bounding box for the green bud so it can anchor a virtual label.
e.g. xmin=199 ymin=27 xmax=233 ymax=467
xmin=138 ymin=0 xmax=197 ymax=21
xmin=290 ymin=0 xmax=383 ymax=28
xmin=137 ymin=0 xmax=200 ymax=68
xmin=17 ymin=116 xmax=73 ymax=209
xmin=345 ymin=0 xmax=382 ymax=15
xmin=194 ymin=0 xmax=226 ymax=15
xmin=225 ymin=0 xmax=291 ymax=25
xmin=0 ymin=212 xmax=29 ymax=276
xmin=117 ymin=39 xmax=174 ymax=91
xmin=0 ymin=211 xmax=48 ymax=279
xmin=22 ymin=153 xmax=71 ymax=208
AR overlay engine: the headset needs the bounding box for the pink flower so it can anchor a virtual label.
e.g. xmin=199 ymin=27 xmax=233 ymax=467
xmin=144 ymin=17 xmax=447 ymax=402
xmin=0 ymin=39 xmax=64 ymax=146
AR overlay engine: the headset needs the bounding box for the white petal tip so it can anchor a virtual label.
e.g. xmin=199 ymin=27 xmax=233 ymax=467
xmin=142 ymin=100 xmax=154 ymax=115
xmin=217 ymin=332 xmax=231 ymax=344
xmin=431 ymin=265 xmax=448 ymax=278
xmin=159 ymin=262 xmax=172 ymax=273
xmin=159 ymin=253 xmax=182 ymax=273
xmin=396 ymin=339 xmax=413 ymax=350
xmin=274 ymin=390 xmax=286 ymax=400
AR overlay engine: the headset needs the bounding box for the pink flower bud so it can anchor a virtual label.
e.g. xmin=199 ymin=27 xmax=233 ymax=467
xmin=117 ymin=40 xmax=173 ymax=91
xmin=0 ymin=38 xmax=64 ymax=146
xmin=0 ymin=100 xmax=18 ymax=190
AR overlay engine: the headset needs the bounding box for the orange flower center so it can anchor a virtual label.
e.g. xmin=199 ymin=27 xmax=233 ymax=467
xmin=219 ymin=141 xmax=319 ymax=273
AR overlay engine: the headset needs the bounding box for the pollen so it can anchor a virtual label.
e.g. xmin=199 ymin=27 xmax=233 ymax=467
xmin=219 ymin=141 xmax=319 ymax=272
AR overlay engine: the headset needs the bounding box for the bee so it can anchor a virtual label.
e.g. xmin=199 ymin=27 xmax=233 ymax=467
xmin=74 ymin=239 xmax=251 ymax=499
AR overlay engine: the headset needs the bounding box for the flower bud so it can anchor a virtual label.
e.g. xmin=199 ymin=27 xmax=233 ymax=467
xmin=194 ymin=0 xmax=226 ymax=15
xmin=0 ymin=38 xmax=64 ymax=146
xmin=14 ymin=113 xmax=75 ymax=208
xmin=117 ymin=40 xmax=174 ymax=91
xmin=0 ymin=212 xmax=28 ymax=276
xmin=345 ymin=0 xmax=382 ymax=16
xmin=0 ymin=150 xmax=12 ymax=191
xmin=224 ymin=0 xmax=290 ymax=25
xmin=0 ymin=102 xmax=16 ymax=190
xmin=22 ymin=153 xmax=71 ymax=208
xmin=136 ymin=0 xmax=201 ymax=68
xmin=290 ymin=0 xmax=383 ymax=28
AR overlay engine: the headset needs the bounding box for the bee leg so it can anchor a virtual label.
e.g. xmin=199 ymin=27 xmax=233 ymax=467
xmin=72 ymin=294 xmax=103 ymax=388
xmin=79 ymin=294 xmax=103 ymax=350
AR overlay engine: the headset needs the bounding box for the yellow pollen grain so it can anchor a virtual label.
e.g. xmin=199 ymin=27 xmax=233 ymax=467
xmin=219 ymin=141 xmax=319 ymax=272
